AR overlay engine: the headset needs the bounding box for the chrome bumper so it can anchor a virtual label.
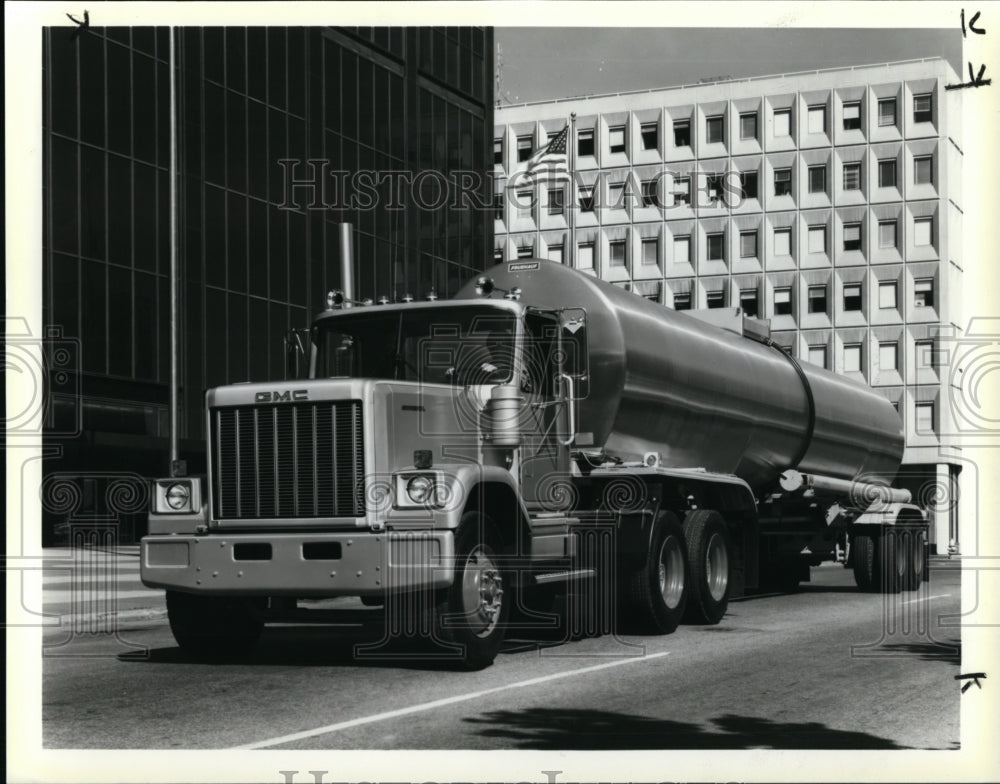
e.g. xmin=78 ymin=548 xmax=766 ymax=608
xmin=140 ymin=530 xmax=455 ymax=597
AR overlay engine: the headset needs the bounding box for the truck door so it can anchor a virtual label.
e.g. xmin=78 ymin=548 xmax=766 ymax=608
xmin=519 ymin=311 xmax=573 ymax=511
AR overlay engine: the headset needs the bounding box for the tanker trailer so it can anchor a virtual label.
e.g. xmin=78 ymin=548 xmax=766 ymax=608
xmin=142 ymin=256 xmax=927 ymax=669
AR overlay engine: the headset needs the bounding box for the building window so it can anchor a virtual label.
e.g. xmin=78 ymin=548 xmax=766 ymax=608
xmin=843 ymin=222 xmax=862 ymax=251
xmin=673 ymin=176 xmax=690 ymax=206
xmin=914 ymin=278 xmax=935 ymax=308
xmin=774 ymin=228 xmax=792 ymax=256
xmin=774 ymin=168 xmax=792 ymax=196
xmin=808 ymin=345 xmax=828 ymax=368
xmin=740 ymin=112 xmax=758 ymax=140
xmin=579 ymin=185 xmax=594 ymax=213
xmin=844 ymin=344 xmax=862 ymax=372
xmin=517 ymin=136 xmax=533 ymax=162
xmin=547 ymin=243 xmax=564 ymax=264
xmin=673 ymin=292 xmax=692 ymax=311
xmin=774 ymin=287 xmax=793 ymax=316
xmin=515 ymin=190 xmax=533 ymax=219
xmin=843 ymin=101 xmax=861 ymax=130
xmin=878 ymin=98 xmax=897 ymax=127
xmin=807 ymin=105 xmax=826 ymax=134
xmin=609 ymin=239 xmax=626 ymax=266
xmin=577 ymin=128 xmax=595 ymax=157
xmin=493 ymin=191 xmax=505 ymax=221
xmin=673 ymin=119 xmax=691 ymax=147
xmin=741 ymin=170 xmax=759 ymax=200
xmin=878 ymin=280 xmax=898 ymax=309
xmin=808 ymin=165 xmax=827 ymax=194
xmin=914 ymin=156 xmax=934 ymax=185
xmin=740 ymin=289 xmax=759 ymax=317
xmin=641 ymin=122 xmax=658 ymax=150
xmin=740 ymin=230 xmax=758 ymax=258
xmin=674 ymin=235 xmax=691 ymax=263
xmin=843 ymin=162 xmax=861 ymax=190
xmin=879 ymin=341 xmax=899 ymax=370
xmin=915 ymin=401 xmax=935 ymax=433
xmin=843 ymin=282 xmax=862 ymax=311
xmin=707 ymin=290 xmax=725 ymax=309
xmin=577 ymin=242 xmax=594 ymax=268
xmin=517 ymin=245 xmax=533 ymax=259
xmin=608 ymin=181 xmax=626 ymax=208
xmin=705 ymin=173 xmax=724 ymax=202
xmin=914 ymin=217 xmax=933 ymax=246
xmin=493 ymin=138 xmax=503 ymax=166
xmin=547 ymin=188 xmax=565 ymax=216
xmin=878 ymin=158 xmax=897 ymax=188
xmin=707 ymin=232 xmax=725 ymax=261
xmin=642 ymin=238 xmax=659 ymax=265
xmin=808 ymin=225 xmax=827 ymax=253
xmin=774 ymin=108 xmax=791 ymax=137
xmin=916 ymin=340 xmax=935 ymax=369
xmin=609 ymin=125 xmax=626 ymax=154
xmin=878 ymin=220 xmax=898 ymax=249
xmin=914 ymin=94 xmax=933 ymax=123
xmin=808 ymin=285 xmax=828 ymax=313
xmin=493 ymin=248 xmax=504 ymax=263
xmin=641 ymin=179 xmax=659 ymax=208
xmin=706 ymin=115 xmax=724 ymax=143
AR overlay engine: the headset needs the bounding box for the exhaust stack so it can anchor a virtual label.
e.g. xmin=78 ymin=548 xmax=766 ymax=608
xmin=339 ymin=223 xmax=355 ymax=308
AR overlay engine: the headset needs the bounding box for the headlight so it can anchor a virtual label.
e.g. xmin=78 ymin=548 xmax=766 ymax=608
xmin=406 ymin=475 xmax=435 ymax=505
xmin=165 ymin=482 xmax=191 ymax=510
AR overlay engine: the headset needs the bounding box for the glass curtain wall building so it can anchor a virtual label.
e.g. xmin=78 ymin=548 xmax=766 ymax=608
xmin=41 ymin=26 xmax=494 ymax=543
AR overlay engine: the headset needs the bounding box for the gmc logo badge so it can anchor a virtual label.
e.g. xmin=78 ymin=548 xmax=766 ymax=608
xmin=255 ymin=389 xmax=309 ymax=403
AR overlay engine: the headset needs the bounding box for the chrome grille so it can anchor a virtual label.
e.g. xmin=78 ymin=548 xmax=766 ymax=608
xmin=212 ymin=401 xmax=365 ymax=519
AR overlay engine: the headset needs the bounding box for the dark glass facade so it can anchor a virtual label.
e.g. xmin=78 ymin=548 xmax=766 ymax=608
xmin=41 ymin=26 xmax=494 ymax=543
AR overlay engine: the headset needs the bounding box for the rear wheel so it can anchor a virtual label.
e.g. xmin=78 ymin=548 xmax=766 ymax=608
xmin=902 ymin=529 xmax=925 ymax=591
xmin=682 ymin=510 xmax=732 ymax=624
xmin=166 ymin=591 xmax=263 ymax=660
xmin=619 ymin=512 xmax=687 ymax=634
xmin=852 ymin=533 xmax=877 ymax=592
xmin=433 ymin=513 xmax=508 ymax=670
xmin=882 ymin=529 xmax=905 ymax=594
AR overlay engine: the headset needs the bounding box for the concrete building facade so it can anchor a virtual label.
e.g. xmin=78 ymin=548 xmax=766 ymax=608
xmin=494 ymin=59 xmax=963 ymax=553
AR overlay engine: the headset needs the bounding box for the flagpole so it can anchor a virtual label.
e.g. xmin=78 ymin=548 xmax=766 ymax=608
xmin=569 ymin=112 xmax=576 ymax=267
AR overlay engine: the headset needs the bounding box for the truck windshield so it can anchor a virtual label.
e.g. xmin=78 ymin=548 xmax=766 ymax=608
xmin=314 ymin=306 xmax=517 ymax=384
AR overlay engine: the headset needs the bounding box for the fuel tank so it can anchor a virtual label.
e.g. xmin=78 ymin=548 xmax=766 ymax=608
xmin=456 ymin=260 xmax=904 ymax=493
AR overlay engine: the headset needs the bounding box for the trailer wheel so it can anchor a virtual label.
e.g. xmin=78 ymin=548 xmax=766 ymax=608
xmin=881 ymin=529 xmax=905 ymax=594
xmin=682 ymin=510 xmax=732 ymax=624
xmin=433 ymin=512 xmax=508 ymax=670
xmin=619 ymin=512 xmax=687 ymax=634
xmin=166 ymin=591 xmax=263 ymax=660
xmin=852 ymin=532 xmax=877 ymax=592
xmin=902 ymin=529 xmax=925 ymax=591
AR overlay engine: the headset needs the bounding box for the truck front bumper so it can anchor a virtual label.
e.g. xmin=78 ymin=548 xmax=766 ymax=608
xmin=141 ymin=530 xmax=455 ymax=597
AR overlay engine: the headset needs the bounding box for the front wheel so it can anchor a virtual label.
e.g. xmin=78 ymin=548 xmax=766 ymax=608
xmin=682 ymin=510 xmax=732 ymax=624
xmin=619 ymin=512 xmax=688 ymax=634
xmin=166 ymin=591 xmax=263 ymax=660
xmin=434 ymin=513 xmax=509 ymax=670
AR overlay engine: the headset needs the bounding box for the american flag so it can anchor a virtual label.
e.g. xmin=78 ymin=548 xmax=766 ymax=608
xmin=508 ymin=123 xmax=570 ymax=189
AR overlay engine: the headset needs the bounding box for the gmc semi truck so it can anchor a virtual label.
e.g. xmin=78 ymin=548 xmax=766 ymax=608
xmin=142 ymin=256 xmax=927 ymax=669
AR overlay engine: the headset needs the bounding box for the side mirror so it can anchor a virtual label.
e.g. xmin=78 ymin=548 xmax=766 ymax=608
xmin=283 ymin=329 xmax=308 ymax=380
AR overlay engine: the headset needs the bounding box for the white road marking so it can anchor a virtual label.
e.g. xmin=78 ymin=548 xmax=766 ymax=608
xmin=902 ymin=593 xmax=951 ymax=605
xmin=234 ymin=650 xmax=671 ymax=750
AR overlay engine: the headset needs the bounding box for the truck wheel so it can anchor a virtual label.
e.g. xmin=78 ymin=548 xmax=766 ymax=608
xmin=880 ymin=529 xmax=905 ymax=594
xmin=852 ymin=532 xmax=877 ymax=592
xmin=166 ymin=591 xmax=263 ymax=660
xmin=434 ymin=513 xmax=508 ymax=670
xmin=620 ymin=512 xmax=687 ymax=634
xmin=682 ymin=510 xmax=732 ymax=624
xmin=902 ymin=529 xmax=925 ymax=591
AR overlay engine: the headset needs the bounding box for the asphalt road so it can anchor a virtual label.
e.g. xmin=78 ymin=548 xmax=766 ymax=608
xmin=41 ymin=554 xmax=961 ymax=751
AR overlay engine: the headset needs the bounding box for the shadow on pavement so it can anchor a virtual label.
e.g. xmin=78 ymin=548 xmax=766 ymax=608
xmin=867 ymin=640 xmax=960 ymax=664
xmin=463 ymin=708 xmax=908 ymax=749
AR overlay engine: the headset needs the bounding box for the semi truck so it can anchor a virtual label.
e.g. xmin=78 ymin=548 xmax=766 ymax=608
xmin=142 ymin=254 xmax=927 ymax=670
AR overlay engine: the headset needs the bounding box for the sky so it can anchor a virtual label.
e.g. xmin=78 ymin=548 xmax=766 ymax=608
xmin=495 ymin=28 xmax=962 ymax=105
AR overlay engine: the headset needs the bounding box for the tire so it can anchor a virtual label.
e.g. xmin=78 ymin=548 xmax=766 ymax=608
xmin=852 ymin=532 xmax=877 ymax=592
xmin=166 ymin=591 xmax=263 ymax=660
xmin=619 ymin=512 xmax=687 ymax=634
xmin=880 ymin=529 xmax=905 ymax=594
xmin=902 ymin=529 xmax=925 ymax=591
xmin=433 ymin=513 xmax=509 ymax=670
xmin=682 ymin=510 xmax=732 ymax=624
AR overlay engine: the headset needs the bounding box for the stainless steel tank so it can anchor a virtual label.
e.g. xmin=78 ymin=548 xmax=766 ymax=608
xmin=456 ymin=260 xmax=904 ymax=493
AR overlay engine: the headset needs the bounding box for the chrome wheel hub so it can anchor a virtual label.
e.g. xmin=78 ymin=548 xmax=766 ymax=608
xmin=658 ymin=534 xmax=685 ymax=609
xmin=705 ymin=532 xmax=729 ymax=602
xmin=460 ymin=547 xmax=504 ymax=637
